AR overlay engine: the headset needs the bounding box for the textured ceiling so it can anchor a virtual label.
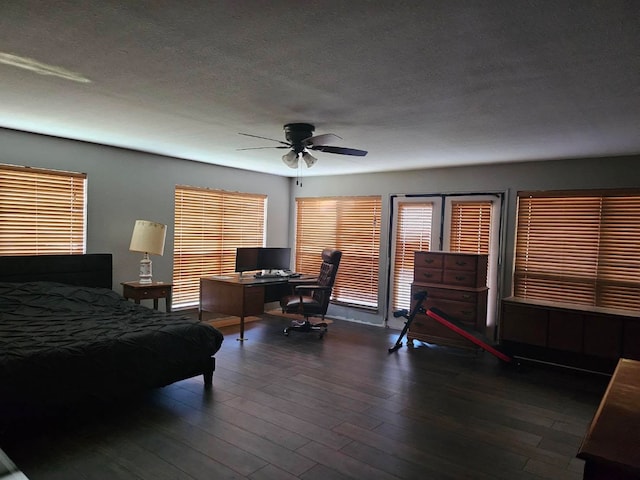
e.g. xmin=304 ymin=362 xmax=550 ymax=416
xmin=0 ymin=1 xmax=638 ymax=177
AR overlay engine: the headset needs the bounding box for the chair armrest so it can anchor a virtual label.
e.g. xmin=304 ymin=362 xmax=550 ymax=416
xmin=288 ymin=277 xmax=317 ymax=286
xmin=294 ymin=284 xmax=331 ymax=293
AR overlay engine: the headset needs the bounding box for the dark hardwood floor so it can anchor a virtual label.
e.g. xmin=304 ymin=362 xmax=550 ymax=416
xmin=1 ymin=313 xmax=609 ymax=480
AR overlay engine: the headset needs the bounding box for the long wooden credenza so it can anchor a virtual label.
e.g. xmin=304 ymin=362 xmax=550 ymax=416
xmin=500 ymin=297 xmax=640 ymax=373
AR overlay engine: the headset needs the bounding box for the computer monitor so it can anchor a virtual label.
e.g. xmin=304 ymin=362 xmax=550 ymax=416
xmin=235 ymin=247 xmax=260 ymax=273
xmin=235 ymin=247 xmax=292 ymax=273
xmin=257 ymin=247 xmax=291 ymax=272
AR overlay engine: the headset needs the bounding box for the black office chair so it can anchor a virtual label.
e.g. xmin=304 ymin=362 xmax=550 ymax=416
xmin=280 ymin=248 xmax=342 ymax=338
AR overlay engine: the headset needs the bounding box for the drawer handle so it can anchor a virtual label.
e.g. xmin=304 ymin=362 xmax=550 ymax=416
xmin=462 ymin=294 xmax=472 ymax=299
xmin=461 ymin=310 xmax=472 ymax=316
xmin=455 ymin=260 xmax=467 ymax=266
xmin=422 ymin=273 xmax=433 ymax=278
xmin=423 ymin=258 xmax=434 ymax=264
xmin=455 ymin=275 xmax=466 ymax=281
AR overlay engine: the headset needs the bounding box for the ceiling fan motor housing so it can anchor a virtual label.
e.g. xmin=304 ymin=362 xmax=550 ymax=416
xmin=284 ymin=123 xmax=315 ymax=153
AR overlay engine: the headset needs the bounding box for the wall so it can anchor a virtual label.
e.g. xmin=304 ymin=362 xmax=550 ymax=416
xmin=4 ymin=126 xmax=639 ymax=326
xmin=293 ymin=155 xmax=640 ymax=326
xmin=1 ymin=128 xmax=291 ymax=299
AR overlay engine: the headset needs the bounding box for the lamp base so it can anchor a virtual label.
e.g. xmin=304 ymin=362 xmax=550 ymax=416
xmin=139 ymin=253 xmax=152 ymax=284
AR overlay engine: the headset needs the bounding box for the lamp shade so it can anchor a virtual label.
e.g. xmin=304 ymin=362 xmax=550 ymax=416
xmin=282 ymin=150 xmax=298 ymax=168
xmin=301 ymin=151 xmax=317 ymax=168
xmin=129 ymin=220 xmax=166 ymax=256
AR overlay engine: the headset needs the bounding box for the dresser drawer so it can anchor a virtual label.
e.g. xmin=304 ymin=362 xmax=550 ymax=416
xmin=414 ymin=267 xmax=443 ymax=284
xmin=442 ymin=270 xmax=480 ymax=288
xmin=443 ymin=253 xmax=481 ymax=272
xmin=414 ymin=252 xmax=444 ymax=269
xmin=424 ymin=298 xmax=478 ymax=324
xmin=410 ymin=312 xmax=456 ymax=336
xmin=422 ymin=286 xmax=480 ymax=304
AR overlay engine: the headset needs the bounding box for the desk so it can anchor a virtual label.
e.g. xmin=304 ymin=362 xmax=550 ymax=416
xmin=200 ymin=274 xmax=313 ymax=341
xmin=577 ymin=358 xmax=640 ymax=479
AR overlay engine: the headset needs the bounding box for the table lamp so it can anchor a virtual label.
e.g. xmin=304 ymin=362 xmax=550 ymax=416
xmin=129 ymin=220 xmax=166 ymax=284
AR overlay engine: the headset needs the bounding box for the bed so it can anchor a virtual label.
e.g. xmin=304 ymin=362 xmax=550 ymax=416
xmin=0 ymin=254 xmax=224 ymax=413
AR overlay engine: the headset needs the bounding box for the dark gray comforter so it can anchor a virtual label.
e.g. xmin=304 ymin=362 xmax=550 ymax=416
xmin=0 ymin=282 xmax=223 ymax=409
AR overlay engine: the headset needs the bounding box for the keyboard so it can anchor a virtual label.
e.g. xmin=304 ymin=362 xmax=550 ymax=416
xmin=254 ymin=273 xmax=283 ymax=278
xmin=254 ymin=272 xmax=301 ymax=279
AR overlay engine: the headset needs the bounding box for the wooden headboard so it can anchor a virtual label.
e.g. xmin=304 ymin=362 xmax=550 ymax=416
xmin=0 ymin=254 xmax=112 ymax=288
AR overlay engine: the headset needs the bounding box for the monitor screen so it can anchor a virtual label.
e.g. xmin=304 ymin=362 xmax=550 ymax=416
xmin=235 ymin=247 xmax=260 ymax=273
xmin=258 ymin=247 xmax=291 ymax=271
xmin=235 ymin=247 xmax=292 ymax=273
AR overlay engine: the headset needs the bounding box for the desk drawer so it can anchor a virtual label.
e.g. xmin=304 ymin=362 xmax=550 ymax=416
xmin=243 ymin=286 xmax=266 ymax=316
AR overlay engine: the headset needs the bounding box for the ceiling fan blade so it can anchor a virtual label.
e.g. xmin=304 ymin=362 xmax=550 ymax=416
xmin=237 ymin=146 xmax=289 ymax=151
xmin=238 ymin=132 xmax=291 ymax=147
xmin=303 ymin=133 xmax=342 ymax=147
xmin=310 ymin=145 xmax=368 ymax=156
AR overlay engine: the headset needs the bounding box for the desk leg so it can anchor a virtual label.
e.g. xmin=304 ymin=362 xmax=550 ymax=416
xmin=238 ymin=315 xmax=247 ymax=342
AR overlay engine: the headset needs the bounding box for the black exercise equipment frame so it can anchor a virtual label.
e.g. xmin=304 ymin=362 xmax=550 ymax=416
xmin=388 ymin=290 xmax=427 ymax=353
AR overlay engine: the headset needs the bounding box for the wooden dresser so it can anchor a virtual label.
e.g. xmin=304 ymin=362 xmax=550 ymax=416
xmin=409 ymin=251 xmax=489 ymax=349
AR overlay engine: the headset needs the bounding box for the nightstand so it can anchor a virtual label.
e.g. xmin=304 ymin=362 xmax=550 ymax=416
xmin=121 ymin=281 xmax=173 ymax=312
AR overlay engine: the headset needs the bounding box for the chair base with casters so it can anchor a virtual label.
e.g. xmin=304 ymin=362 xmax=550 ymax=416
xmin=283 ymin=319 xmax=328 ymax=338
xmin=280 ymin=248 xmax=342 ymax=339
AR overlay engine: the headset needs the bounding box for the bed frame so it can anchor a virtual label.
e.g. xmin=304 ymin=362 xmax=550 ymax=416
xmin=0 ymin=253 xmax=218 ymax=393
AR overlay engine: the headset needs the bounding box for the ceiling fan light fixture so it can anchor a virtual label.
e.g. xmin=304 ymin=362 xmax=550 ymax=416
xmin=301 ymin=151 xmax=317 ymax=168
xmin=282 ymin=150 xmax=298 ymax=168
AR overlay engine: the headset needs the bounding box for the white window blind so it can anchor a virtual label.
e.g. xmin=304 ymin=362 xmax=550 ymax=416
xmin=173 ymin=185 xmax=266 ymax=308
xmin=514 ymin=190 xmax=640 ymax=312
xmin=0 ymin=164 xmax=87 ymax=255
xmin=295 ymin=196 xmax=381 ymax=308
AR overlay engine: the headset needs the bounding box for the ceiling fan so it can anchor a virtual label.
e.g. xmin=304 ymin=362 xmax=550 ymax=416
xmin=239 ymin=123 xmax=367 ymax=168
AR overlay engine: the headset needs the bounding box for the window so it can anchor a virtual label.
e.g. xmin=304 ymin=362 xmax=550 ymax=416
xmin=390 ymin=201 xmax=435 ymax=312
xmin=0 ymin=164 xmax=87 ymax=255
xmin=173 ymin=185 xmax=266 ymax=309
xmin=295 ymin=196 xmax=381 ymax=309
xmin=514 ymin=189 xmax=640 ymax=312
